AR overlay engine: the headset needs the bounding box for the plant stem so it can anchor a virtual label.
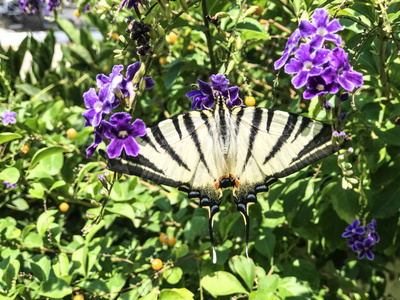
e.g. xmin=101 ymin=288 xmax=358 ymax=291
xmin=201 ymin=0 xmax=216 ymax=74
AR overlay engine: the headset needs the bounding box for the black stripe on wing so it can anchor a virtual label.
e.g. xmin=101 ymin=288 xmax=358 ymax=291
xmin=172 ymin=117 xmax=182 ymax=140
xmin=291 ymin=117 xmax=311 ymax=143
xmin=263 ymin=113 xmax=298 ymax=164
xmin=151 ymin=124 xmax=191 ymax=171
xmin=242 ymin=108 xmax=263 ymax=172
xmin=234 ymin=108 xmax=245 ymax=136
xmin=107 ymin=154 xmax=187 ymax=187
xmin=183 ymin=113 xmax=212 ymax=174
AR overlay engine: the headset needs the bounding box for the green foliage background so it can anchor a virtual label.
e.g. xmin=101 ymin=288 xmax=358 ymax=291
xmin=1 ymin=0 xmax=400 ymax=299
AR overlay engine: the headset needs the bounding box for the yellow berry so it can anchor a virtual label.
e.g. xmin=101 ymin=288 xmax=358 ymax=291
xmin=66 ymin=128 xmax=77 ymax=138
xmin=59 ymin=202 xmax=69 ymax=212
xmin=254 ymin=5 xmax=262 ymax=16
xmin=21 ymin=145 xmax=29 ymax=154
xmin=166 ymin=236 xmax=176 ymax=246
xmin=159 ymin=57 xmax=167 ymax=65
xmin=159 ymin=233 xmax=168 ymax=243
xmin=74 ymin=9 xmax=80 ymax=17
xmin=187 ymin=45 xmax=194 ymax=50
xmin=74 ymin=295 xmax=84 ymax=300
xmin=168 ymin=32 xmax=177 ymax=43
xmin=259 ymin=19 xmax=267 ymax=25
xmin=245 ymin=96 xmax=256 ymax=106
xmin=112 ymin=33 xmax=119 ymax=40
xmin=151 ymin=258 xmax=163 ymax=270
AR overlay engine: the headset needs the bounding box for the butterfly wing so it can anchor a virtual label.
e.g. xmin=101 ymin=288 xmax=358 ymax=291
xmin=229 ymin=106 xmax=343 ymax=253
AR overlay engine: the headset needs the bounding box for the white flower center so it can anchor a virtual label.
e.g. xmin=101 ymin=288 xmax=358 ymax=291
xmin=303 ymin=61 xmax=313 ymax=70
xmin=118 ymin=130 xmax=128 ymax=138
xmin=94 ymin=102 xmax=103 ymax=112
xmin=317 ymin=84 xmax=325 ymax=91
xmin=317 ymin=27 xmax=328 ymax=36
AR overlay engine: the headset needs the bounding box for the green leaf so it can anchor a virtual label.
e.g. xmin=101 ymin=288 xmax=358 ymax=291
xmin=159 ymin=288 xmax=194 ymax=300
xmin=0 ymin=167 xmax=20 ymax=184
xmin=37 ymin=209 xmax=57 ymax=238
xmin=254 ymin=230 xmax=276 ymax=262
xmin=374 ymin=126 xmax=400 ymax=147
xmin=163 ymin=267 xmax=183 ymax=285
xmin=29 ymin=146 xmax=68 ymax=169
xmin=28 ymin=182 xmax=45 ymax=199
xmin=241 ymin=30 xmax=270 ymax=40
xmin=39 ymin=277 xmax=73 ymax=298
xmin=0 ymin=133 xmax=22 ymax=144
xmin=277 ymin=277 xmax=310 ymax=298
xmin=41 ymin=152 xmax=64 ymax=175
xmin=56 ymin=18 xmax=81 ymax=44
xmin=371 ymin=179 xmax=400 ymax=218
xmin=49 ymin=180 xmax=66 ymax=191
xmin=164 ymin=61 xmax=185 ymax=89
xmin=31 ymin=254 xmax=51 ymax=282
xmin=232 ymin=256 xmax=255 ymax=290
xmin=175 ymin=244 xmax=189 ymax=259
xmin=22 ymin=232 xmax=43 ymax=249
xmin=16 ymin=83 xmax=48 ymax=100
xmin=106 ymin=203 xmax=136 ymax=221
xmin=201 ymin=271 xmax=248 ymax=297
xmin=256 ymin=274 xmax=280 ymax=298
xmin=331 ymin=183 xmax=360 ymax=223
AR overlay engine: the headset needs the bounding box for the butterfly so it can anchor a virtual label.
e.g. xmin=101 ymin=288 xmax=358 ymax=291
xmin=107 ymin=95 xmax=343 ymax=263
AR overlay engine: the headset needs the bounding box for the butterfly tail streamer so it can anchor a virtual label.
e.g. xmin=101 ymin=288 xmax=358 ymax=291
xmin=236 ymin=201 xmax=251 ymax=260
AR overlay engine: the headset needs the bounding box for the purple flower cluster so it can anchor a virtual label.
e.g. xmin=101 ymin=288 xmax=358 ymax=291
xmin=3 ymin=181 xmax=17 ymax=189
xmin=82 ymin=62 xmax=154 ymax=158
xmin=18 ymin=0 xmax=60 ymax=14
xmin=120 ymin=0 xmax=149 ymax=17
xmin=275 ymin=8 xmax=363 ymax=99
xmin=1 ymin=110 xmax=17 ymax=126
xmin=342 ymin=219 xmax=379 ymax=260
xmin=186 ymin=74 xmax=242 ymax=110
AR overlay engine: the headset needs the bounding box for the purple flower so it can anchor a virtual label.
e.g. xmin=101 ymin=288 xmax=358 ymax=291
xmin=1 ymin=110 xmax=17 ymax=126
xmin=83 ymin=4 xmax=90 ymax=13
xmin=348 ymin=233 xmax=364 ymax=252
xmin=299 ymin=8 xmax=344 ymax=48
xmin=285 ymin=43 xmax=330 ymax=89
xmin=186 ymin=74 xmax=241 ymax=110
xmin=274 ymin=29 xmax=301 ymax=70
xmin=82 ymin=88 xmax=113 ymax=127
xmin=86 ymin=127 xmax=103 ymax=158
xmin=101 ymin=112 xmax=146 ymax=159
xmin=18 ymin=0 xmax=40 ymax=14
xmin=342 ymin=219 xmax=365 ymax=238
xmin=355 ymin=237 xmax=375 ymax=260
xmin=119 ymin=62 xmax=155 ymax=106
xmin=321 ymin=47 xmax=364 ymax=92
xmin=3 ymin=181 xmax=17 ymax=189
xmin=366 ymin=219 xmax=380 ymax=243
xmin=120 ymin=0 xmax=149 ymax=17
xmin=96 ymin=65 xmax=124 ymax=106
xmin=46 ymin=0 xmax=61 ymax=13
xmin=303 ymin=76 xmax=339 ymax=99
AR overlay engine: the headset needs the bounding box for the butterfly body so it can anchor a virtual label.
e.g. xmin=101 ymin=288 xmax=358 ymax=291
xmin=107 ymin=96 xmax=343 ymax=262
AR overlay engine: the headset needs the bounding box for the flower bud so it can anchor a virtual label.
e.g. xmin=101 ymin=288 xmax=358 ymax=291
xmin=338 ymin=154 xmax=345 ymax=162
xmin=217 ymin=47 xmax=223 ymax=61
xmin=86 ymin=213 xmax=98 ymax=220
xmin=339 ymin=92 xmax=349 ymax=102
xmin=344 ymin=163 xmax=352 ymax=169
xmin=157 ymin=25 xmax=166 ymax=38
xmin=324 ymin=101 xmax=332 ymax=110
xmin=339 ymin=131 xmax=346 ymax=138
xmin=346 ymin=147 xmax=354 ymax=154
xmin=113 ymin=49 xmax=123 ymax=54
xmin=215 ymin=12 xmax=229 ymax=18
xmin=347 ymin=177 xmax=359 ymax=185
xmin=119 ymin=35 xmax=127 ymax=44
xmin=245 ymin=6 xmax=259 ymax=17
xmin=226 ymin=60 xmax=235 ymax=74
xmin=98 ymin=174 xmax=108 ymax=188
xmin=139 ymin=78 xmax=146 ymax=93
xmin=138 ymin=63 xmax=146 ymax=77
xmin=339 ymin=112 xmax=347 ymax=123
xmin=91 ymin=199 xmax=101 ymax=206
xmin=149 ymin=28 xmax=157 ymax=41
xmin=99 ymin=189 xmax=107 ymax=196
xmin=235 ymin=36 xmax=242 ymax=51
xmin=345 ymin=170 xmax=354 ymax=176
